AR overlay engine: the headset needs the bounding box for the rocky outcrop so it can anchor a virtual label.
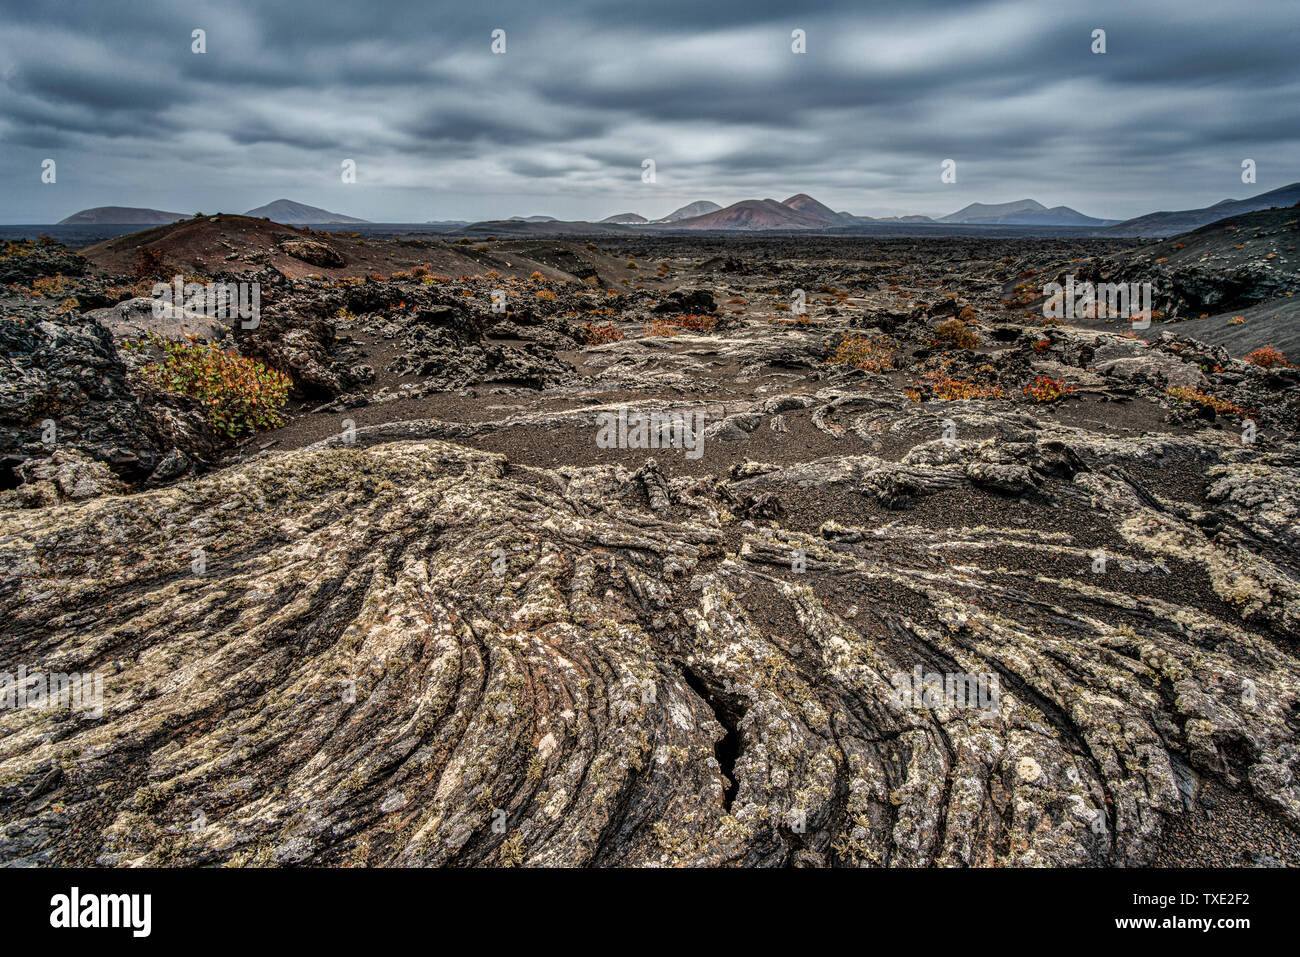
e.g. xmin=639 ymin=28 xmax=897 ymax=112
xmin=653 ymin=289 xmax=716 ymax=314
xmin=0 ymin=449 xmax=125 ymax=508
xmin=1081 ymin=205 xmax=1300 ymax=320
xmin=0 ymin=314 xmax=217 ymax=486
xmin=1092 ymin=337 xmax=1204 ymax=390
xmin=0 ymin=242 xmax=89 ymax=285
xmin=279 ymin=240 xmax=347 ymax=268
xmin=86 ymin=297 xmax=231 ymax=346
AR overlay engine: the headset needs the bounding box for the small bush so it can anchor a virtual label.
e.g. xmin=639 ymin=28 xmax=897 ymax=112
xmin=27 ymin=275 xmax=76 ymax=298
xmin=934 ymin=318 xmax=980 ymax=349
xmin=1244 ymin=344 xmax=1292 ymax=369
xmin=827 ymin=334 xmax=898 ymax=373
xmin=1 ymin=239 xmax=39 ymax=260
xmin=905 ymin=364 xmax=1004 ymax=402
xmin=1165 ymin=387 xmax=1253 ymax=419
xmin=1022 ymin=376 xmax=1076 ymax=403
xmin=671 ymin=313 xmax=716 ymax=332
xmin=644 ymin=319 xmax=679 ymax=337
xmin=142 ymin=335 xmax=291 ymax=437
xmin=645 ymin=314 xmax=716 ymax=336
xmin=536 ymin=289 xmax=558 ymax=301
xmin=582 ymin=321 xmax=622 ymax=345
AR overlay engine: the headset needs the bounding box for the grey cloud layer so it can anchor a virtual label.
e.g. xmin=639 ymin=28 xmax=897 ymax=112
xmin=1 ymin=0 xmax=1296 ymax=222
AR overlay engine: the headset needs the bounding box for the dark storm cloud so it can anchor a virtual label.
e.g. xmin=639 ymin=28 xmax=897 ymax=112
xmin=225 ymin=119 xmax=345 ymax=152
xmin=11 ymin=63 xmax=188 ymax=114
xmin=0 ymin=0 xmax=1296 ymax=223
xmin=403 ymin=106 xmax=610 ymax=149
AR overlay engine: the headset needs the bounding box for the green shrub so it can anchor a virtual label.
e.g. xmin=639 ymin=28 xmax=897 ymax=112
xmin=142 ymin=335 xmax=291 ymax=436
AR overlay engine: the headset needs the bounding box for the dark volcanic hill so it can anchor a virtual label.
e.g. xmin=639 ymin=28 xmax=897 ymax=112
xmin=1077 ymin=203 xmax=1300 ymax=354
xmin=780 ymin=193 xmax=858 ymax=226
xmin=674 ymin=196 xmax=842 ymax=230
xmin=940 ymin=199 xmax=1047 ymax=223
xmin=987 ymin=206 xmax=1115 ymax=227
xmin=58 ymin=206 xmax=188 ymax=226
xmin=1110 ymin=182 xmax=1300 ymax=237
xmin=244 ymin=199 xmax=369 ymax=224
xmin=73 ymin=213 xmax=560 ymax=280
xmin=600 ymin=212 xmax=648 ymax=224
xmin=940 ymin=199 xmax=1113 ymax=227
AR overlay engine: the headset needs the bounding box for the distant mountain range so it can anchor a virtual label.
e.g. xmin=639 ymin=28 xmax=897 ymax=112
xmin=593 ymin=184 xmax=1300 ymax=233
xmin=51 ymin=181 xmax=1300 ymax=236
xmin=598 ymin=194 xmax=1117 ymax=230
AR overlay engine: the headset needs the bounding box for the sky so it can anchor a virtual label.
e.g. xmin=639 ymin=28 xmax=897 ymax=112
xmin=1 ymin=0 xmax=1297 ymax=224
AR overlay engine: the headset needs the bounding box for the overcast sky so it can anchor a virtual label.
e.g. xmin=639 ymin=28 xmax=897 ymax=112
xmin=1 ymin=0 xmax=1297 ymax=223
